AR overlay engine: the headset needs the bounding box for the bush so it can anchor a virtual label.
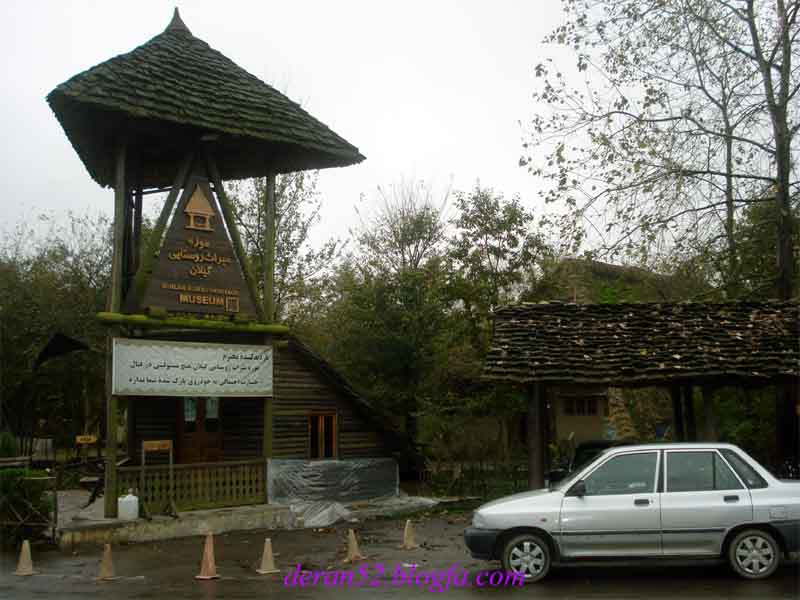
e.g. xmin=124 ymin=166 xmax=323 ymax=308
xmin=0 ymin=431 xmax=18 ymax=457
xmin=0 ymin=468 xmax=53 ymax=547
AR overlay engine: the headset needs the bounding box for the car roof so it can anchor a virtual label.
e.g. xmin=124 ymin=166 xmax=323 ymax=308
xmin=605 ymin=442 xmax=740 ymax=453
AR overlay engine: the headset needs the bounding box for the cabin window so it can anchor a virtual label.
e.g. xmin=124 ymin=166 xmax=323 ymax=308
xmin=205 ymin=397 xmax=220 ymax=433
xmin=184 ymin=398 xmax=197 ymax=433
xmin=563 ymin=397 xmax=598 ymax=416
xmin=308 ymin=413 xmax=337 ymax=459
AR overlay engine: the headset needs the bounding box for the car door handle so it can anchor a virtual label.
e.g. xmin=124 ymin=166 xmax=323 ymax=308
xmin=634 ymin=499 xmax=650 ymax=506
xmin=724 ymin=495 xmax=739 ymax=503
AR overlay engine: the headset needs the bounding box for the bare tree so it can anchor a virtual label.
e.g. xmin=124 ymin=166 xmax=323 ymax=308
xmin=526 ymin=0 xmax=799 ymax=299
xmin=354 ymin=178 xmax=449 ymax=274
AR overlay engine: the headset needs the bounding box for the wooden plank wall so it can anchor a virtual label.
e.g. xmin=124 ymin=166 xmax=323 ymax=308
xmin=272 ymin=345 xmax=387 ymax=459
xmin=131 ymin=339 xmax=388 ymax=462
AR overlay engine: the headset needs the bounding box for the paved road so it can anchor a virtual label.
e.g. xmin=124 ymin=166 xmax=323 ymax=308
xmin=1 ymin=516 xmax=797 ymax=599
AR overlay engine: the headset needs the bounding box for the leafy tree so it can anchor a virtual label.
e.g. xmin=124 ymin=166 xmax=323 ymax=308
xmin=0 ymin=213 xmax=109 ymax=448
xmin=226 ymin=171 xmax=341 ymax=323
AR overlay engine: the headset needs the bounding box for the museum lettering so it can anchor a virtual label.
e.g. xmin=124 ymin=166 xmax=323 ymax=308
xmin=178 ymin=293 xmax=225 ymax=306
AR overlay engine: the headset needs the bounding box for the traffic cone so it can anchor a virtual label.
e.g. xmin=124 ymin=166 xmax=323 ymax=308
xmin=14 ymin=540 xmax=37 ymax=576
xmin=343 ymin=529 xmax=366 ymax=563
xmin=255 ymin=538 xmax=279 ymax=575
xmin=195 ymin=533 xmax=220 ymax=580
xmin=399 ymin=519 xmax=419 ymax=550
xmin=96 ymin=544 xmax=119 ymax=581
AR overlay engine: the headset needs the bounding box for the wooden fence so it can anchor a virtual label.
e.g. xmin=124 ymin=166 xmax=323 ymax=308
xmin=118 ymin=459 xmax=266 ymax=511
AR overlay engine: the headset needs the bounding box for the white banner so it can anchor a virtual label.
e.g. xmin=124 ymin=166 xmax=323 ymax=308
xmin=112 ymin=338 xmax=273 ymax=397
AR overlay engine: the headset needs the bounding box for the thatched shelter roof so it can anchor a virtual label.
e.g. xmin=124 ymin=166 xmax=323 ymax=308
xmin=483 ymin=302 xmax=800 ymax=386
xmin=47 ymin=9 xmax=364 ymax=188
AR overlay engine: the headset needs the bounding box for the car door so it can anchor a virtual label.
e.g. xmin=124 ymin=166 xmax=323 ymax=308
xmin=559 ymin=450 xmax=661 ymax=557
xmin=660 ymin=449 xmax=753 ymax=555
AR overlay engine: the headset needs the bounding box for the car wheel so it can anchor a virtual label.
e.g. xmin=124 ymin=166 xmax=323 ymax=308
xmin=500 ymin=533 xmax=551 ymax=583
xmin=728 ymin=529 xmax=780 ymax=580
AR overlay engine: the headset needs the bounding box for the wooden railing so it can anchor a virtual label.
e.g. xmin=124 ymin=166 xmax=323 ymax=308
xmin=118 ymin=459 xmax=266 ymax=511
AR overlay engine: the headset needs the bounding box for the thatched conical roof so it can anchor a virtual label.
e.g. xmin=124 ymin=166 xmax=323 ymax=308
xmin=47 ymin=9 xmax=364 ymax=188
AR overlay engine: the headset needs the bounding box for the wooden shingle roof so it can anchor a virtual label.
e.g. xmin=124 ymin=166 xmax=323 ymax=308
xmin=483 ymin=302 xmax=800 ymax=386
xmin=47 ymin=9 xmax=364 ymax=188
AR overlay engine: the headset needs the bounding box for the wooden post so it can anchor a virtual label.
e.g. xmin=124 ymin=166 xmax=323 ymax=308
xmin=264 ymin=173 xmax=276 ymax=323
xmin=109 ymin=142 xmax=127 ymax=313
xmin=203 ymin=148 xmax=265 ymax=322
xmin=683 ymin=385 xmax=697 ymax=442
xmin=104 ymin=142 xmax=126 ymax=518
xmin=263 ymin=335 xmax=274 ymax=503
xmin=670 ymin=385 xmax=685 ymax=442
xmin=131 ymin=151 xmax=194 ymax=307
xmin=132 ymin=169 xmax=143 ymax=274
xmin=527 ymin=383 xmax=546 ymax=489
xmin=701 ymin=385 xmax=717 ymax=441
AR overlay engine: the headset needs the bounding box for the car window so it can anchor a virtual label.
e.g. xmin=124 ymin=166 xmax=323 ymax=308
xmin=720 ymin=449 xmax=768 ymax=489
xmin=714 ymin=453 xmax=744 ymax=490
xmin=583 ymin=452 xmax=658 ymax=496
xmin=667 ymin=451 xmax=744 ymax=492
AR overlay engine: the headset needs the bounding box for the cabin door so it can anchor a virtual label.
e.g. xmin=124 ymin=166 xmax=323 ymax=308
xmin=177 ymin=397 xmax=222 ymax=463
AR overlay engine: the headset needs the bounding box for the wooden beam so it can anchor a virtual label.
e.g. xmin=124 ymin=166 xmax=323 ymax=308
xmin=132 ymin=168 xmax=143 ymax=274
xmin=96 ymin=311 xmax=289 ymax=334
xmin=683 ymin=385 xmax=697 ymax=442
xmin=109 ymin=142 xmax=127 ymax=313
xmin=131 ymin=151 xmax=195 ymax=307
xmin=701 ymin=385 xmax=717 ymax=441
xmin=105 ymin=140 xmax=126 ymax=518
xmin=670 ymin=385 xmax=685 ymax=442
xmin=265 ymin=173 xmax=276 ymax=323
xmin=263 ymin=335 xmax=274 ymax=501
xmin=527 ymin=383 xmax=546 ymax=489
xmin=203 ymin=147 xmax=266 ymax=322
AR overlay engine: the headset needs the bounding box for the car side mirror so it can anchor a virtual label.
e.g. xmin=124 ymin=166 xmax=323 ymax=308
xmin=569 ymin=480 xmax=587 ymax=498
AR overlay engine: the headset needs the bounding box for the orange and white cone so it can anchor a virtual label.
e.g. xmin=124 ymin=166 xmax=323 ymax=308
xmin=399 ymin=519 xmax=419 ymax=550
xmin=255 ymin=538 xmax=279 ymax=575
xmin=96 ymin=544 xmax=119 ymax=581
xmin=14 ymin=540 xmax=37 ymax=576
xmin=343 ymin=529 xmax=366 ymax=563
xmin=195 ymin=533 xmax=220 ymax=580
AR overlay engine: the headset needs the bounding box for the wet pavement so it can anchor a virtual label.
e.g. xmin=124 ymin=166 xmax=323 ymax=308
xmin=1 ymin=514 xmax=798 ymax=599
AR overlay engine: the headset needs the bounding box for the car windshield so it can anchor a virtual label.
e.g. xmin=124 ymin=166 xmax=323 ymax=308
xmin=551 ymin=448 xmax=611 ymax=491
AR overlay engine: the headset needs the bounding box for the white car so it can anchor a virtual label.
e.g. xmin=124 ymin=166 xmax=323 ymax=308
xmin=464 ymin=443 xmax=799 ymax=582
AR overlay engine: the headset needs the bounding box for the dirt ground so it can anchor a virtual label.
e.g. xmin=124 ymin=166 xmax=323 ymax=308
xmin=1 ymin=508 xmax=798 ymax=599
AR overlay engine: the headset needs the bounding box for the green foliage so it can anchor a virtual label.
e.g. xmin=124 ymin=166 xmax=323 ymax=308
xmin=0 ymin=468 xmax=52 ymax=547
xmin=716 ymin=387 xmax=776 ymax=466
xmin=0 ymin=212 xmax=108 ymax=445
xmin=0 ymin=431 xmax=18 ymax=457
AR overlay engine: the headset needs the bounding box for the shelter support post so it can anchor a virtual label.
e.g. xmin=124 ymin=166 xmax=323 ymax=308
xmin=527 ymin=383 xmax=546 ymax=490
xmin=670 ymin=386 xmax=685 ymax=442
xmin=776 ymin=382 xmax=800 ymax=463
xmin=264 ymin=173 xmax=276 ymax=323
xmin=104 ymin=141 xmax=127 ymax=518
xmin=263 ymin=334 xmax=274 ymax=502
xmin=701 ymin=385 xmax=717 ymax=442
xmin=683 ymin=385 xmax=697 ymax=442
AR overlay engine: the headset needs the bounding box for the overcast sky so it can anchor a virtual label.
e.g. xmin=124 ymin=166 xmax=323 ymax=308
xmin=1 ymin=1 xmax=569 ymax=245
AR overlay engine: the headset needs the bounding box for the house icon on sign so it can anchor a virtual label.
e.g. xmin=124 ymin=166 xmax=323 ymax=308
xmin=184 ymin=185 xmax=215 ymax=232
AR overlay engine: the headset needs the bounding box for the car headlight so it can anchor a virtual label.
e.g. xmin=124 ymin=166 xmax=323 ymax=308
xmin=472 ymin=510 xmax=488 ymax=529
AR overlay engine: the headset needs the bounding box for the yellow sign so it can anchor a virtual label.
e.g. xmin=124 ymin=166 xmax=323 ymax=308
xmin=76 ymin=435 xmax=97 ymax=445
xmin=143 ymin=439 xmax=172 ymax=452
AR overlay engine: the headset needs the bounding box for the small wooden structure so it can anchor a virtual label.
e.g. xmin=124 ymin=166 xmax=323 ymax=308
xmin=482 ymin=301 xmax=800 ymax=488
xmin=46 ymin=9 xmax=386 ymax=517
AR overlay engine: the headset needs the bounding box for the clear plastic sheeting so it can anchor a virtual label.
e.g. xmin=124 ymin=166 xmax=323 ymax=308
xmin=290 ymin=494 xmax=438 ymax=529
xmin=267 ymin=458 xmax=399 ymax=505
